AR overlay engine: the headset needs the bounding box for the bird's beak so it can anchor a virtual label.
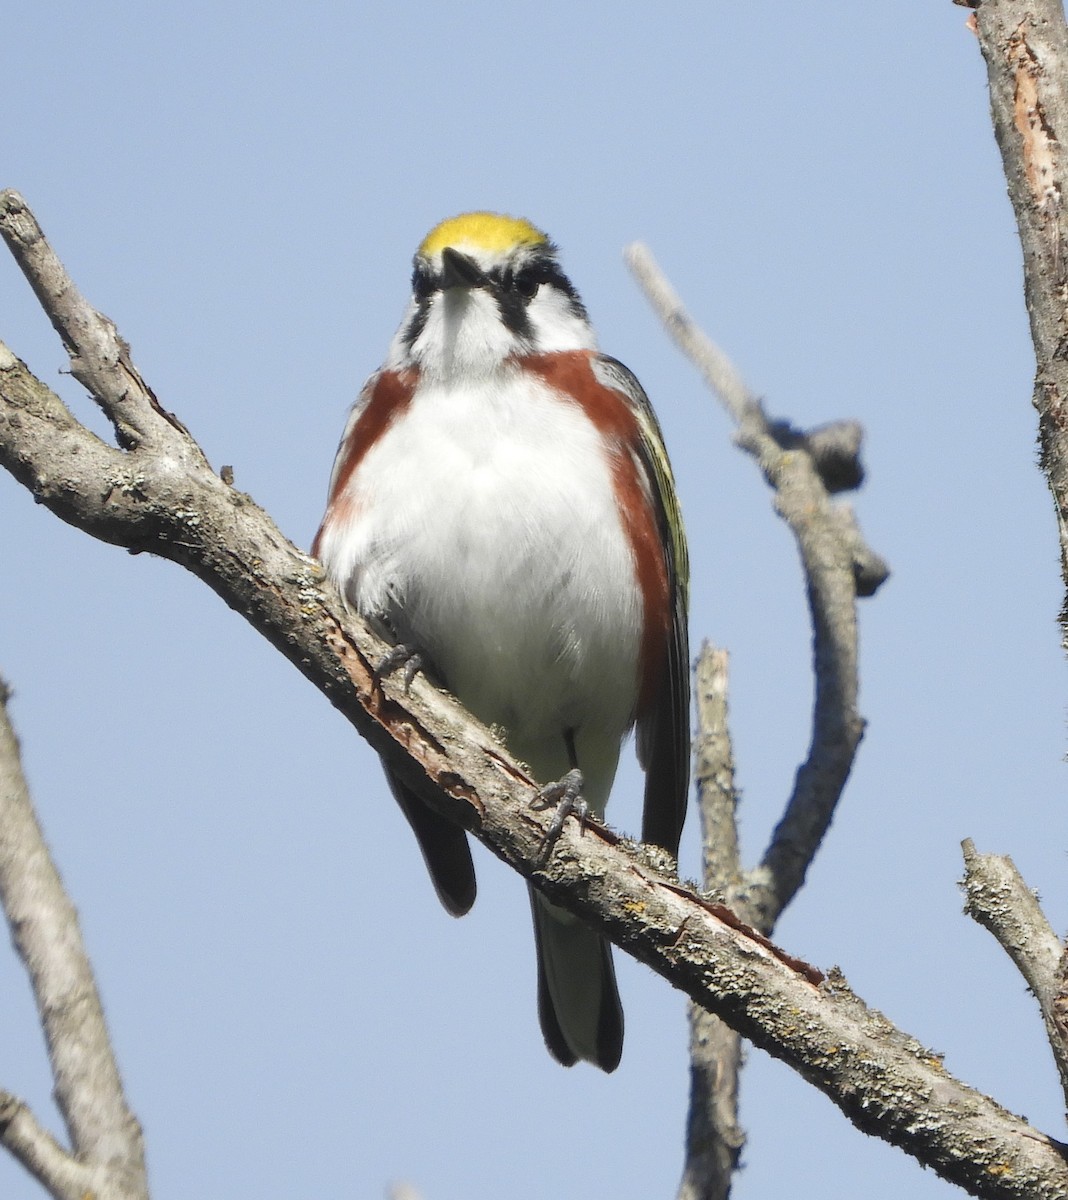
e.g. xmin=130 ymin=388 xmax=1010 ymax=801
xmin=440 ymin=247 xmax=485 ymax=291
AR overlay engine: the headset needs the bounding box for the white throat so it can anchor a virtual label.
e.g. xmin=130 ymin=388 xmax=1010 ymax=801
xmin=412 ymin=289 xmax=517 ymax=378
xmin=389 ymin=281 xmax=599 ymax=378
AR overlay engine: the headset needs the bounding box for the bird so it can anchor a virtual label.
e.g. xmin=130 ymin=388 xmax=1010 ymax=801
xmin=313 ymin=212 xmax=689 ymax=1072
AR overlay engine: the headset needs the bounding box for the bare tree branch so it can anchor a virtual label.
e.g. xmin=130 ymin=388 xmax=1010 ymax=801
xmin=961 ymin=839 xmax=1068 ymax=1112
xmin=3 ymin=190 xmax=1068 ymax=1198
xmin=627 ymin=242 xmax=889 ymax=1197
xmin=968 ymin=0 xmax=1068 ymax=636
xmin=692 ymin=645 xmax=742 ymax=902
xmin=0 ymin=677 xmax=148 ymax=1200
xmin=957 ymin=0 xmax=1068 ymax=1125
xmin=0 ymin=192 xmax=193 ymax=454
xmin=0 ymin=1092 xmax=89 ymax=1200
xmin=625 ymin=241 xmax=887 ymax=934
xmin=678 ymin=644 xmax=745 ymax=1200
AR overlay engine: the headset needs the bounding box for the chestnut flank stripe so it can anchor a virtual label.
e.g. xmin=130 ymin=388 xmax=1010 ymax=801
xmin=518 ymin=351 xmax=670 ymax=712
xmin=311 ymin=369 xmax=418 ymax=557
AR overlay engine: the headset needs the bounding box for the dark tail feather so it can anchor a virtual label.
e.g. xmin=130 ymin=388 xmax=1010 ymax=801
xmin=529 ymin=886 xmax=623 ymax=1072
xmin=386 ymin=768 xmax=476 ymax=917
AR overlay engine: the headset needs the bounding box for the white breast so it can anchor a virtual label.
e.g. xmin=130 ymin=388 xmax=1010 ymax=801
xmin=321 ymin=365 xmax=643 ymax=803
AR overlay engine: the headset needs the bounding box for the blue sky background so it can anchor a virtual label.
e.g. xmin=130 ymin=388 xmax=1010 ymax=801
xmin=1 ymin=4 xmax=1065 ymax=1198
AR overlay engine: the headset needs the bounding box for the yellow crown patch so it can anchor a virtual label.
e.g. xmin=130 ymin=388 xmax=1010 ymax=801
xmin=418 ymin=212 xmax=549 ymax=260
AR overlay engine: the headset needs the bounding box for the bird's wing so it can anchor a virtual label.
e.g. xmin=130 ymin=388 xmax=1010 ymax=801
xmin=312 ymin=371 xmax=476 ymax=916
xmin=311 ymin=371 xmax=381 ymax=558
xmin=593 ymin=355 xmax=690 ymax=858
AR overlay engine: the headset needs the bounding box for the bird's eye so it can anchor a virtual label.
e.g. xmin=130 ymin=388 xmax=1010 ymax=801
xmin=502 ymin=268 xmax=539 ymax=303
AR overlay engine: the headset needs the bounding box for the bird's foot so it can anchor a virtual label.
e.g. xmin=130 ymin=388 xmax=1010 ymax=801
xmin=531 ymin=768 xmax=587 ymax=861
xmin=375 ymin=643 xmax=425 ymax=694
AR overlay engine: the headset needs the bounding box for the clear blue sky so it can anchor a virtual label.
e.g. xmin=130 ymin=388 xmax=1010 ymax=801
xmin=1 ymin=4 xmax=1064 ymax=1198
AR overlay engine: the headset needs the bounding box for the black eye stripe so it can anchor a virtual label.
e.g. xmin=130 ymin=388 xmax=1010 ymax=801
xmin=512 ymin=259 xmax=589 ymax=323
xmin=402 ymin=250 xmax=590 ymax=350
xmin=400 ymin=298 xmax=430 ymax=350
xmin=494 ymin=284 xmax=534 ymax=340
xmin=411 ymin=251 xmax=580 ymax=299
xmin=501 ymin=259 xmax=570 ymax=294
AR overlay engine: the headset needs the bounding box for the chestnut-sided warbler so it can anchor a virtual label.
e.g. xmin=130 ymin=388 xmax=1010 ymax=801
xmin=314 ymin=212 xmax=689 ymax=1072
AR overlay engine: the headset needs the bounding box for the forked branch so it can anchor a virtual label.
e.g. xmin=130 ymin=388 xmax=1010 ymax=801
xmin=626 ymin=244 xmax=888 ymax=1200
xmin=626 ymin=242 xmax=888 ymax=935
xmin=0 ymin=678 xmax=147 ymax=1200
xmin=962 ymin=840 xmax=1068 ymax=1113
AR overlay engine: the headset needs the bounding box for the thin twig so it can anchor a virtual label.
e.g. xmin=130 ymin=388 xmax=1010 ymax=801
xmin=625 ymin=240 xmax=885 ymax=932
xmin=692 ymin=644 xmax=742 ymax=898
xmin=0 ymin=192 xmax=190 ymax=452
xmin=678 ymin=644 xmax=746 ymax=1200
xmin=620 ymin=245 xmax=761 ymax=425
xmin=0 ymin=1092 xmax=87 ymax=1200
xmin=0 ymin=678 xmax=148 ymax=1200
xmin=961 ymin=839 xmax=1068 ymax=1112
